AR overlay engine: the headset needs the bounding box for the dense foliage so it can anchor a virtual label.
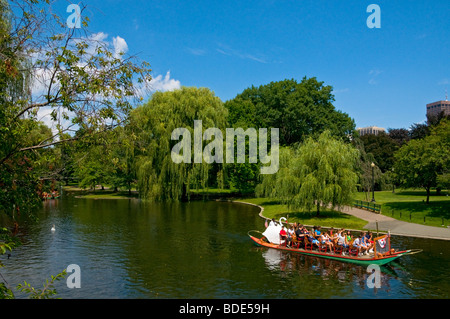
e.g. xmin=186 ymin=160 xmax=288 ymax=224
xmin=131 ymin=87 xmax=228 ymax=201
xmin=256 ymin=131 xmax=359 ymax=215
xmin=225 ymin=77 xmax=356 ymax=146
xmin=394 ymin=120 xmax=450 ymax=203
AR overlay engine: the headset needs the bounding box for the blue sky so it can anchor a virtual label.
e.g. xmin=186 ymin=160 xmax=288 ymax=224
xmin=58 ymin=0 xmax=449 ymax=130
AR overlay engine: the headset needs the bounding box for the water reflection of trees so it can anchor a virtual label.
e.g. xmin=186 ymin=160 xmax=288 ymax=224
xmin=259 ymin=248 xmax=394 ymax=297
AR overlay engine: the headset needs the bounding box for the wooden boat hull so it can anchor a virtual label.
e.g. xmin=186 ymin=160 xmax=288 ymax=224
xmin=249 ymin=234 xmax=410 ymax=266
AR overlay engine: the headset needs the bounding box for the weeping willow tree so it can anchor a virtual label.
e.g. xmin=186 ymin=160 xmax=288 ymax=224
xmin=256 ymin=130 xmax=359 ymax=216
xmin=131 ymin=87 xmax=228 ymax=201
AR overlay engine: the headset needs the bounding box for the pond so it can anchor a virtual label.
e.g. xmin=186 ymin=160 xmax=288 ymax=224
xmin=2 ymin=195 xmax=449 ymax=299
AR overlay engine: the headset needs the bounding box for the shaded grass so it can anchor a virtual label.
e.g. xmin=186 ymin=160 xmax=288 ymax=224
xmin=62 ymin=186 xmax=138 ymax=199
xmin=77 ymin=192 xmax=138 ymax=199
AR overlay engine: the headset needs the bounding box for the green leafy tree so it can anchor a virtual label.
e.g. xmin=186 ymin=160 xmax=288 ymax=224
xmin=360 ymin=132 xmax=398 ymax=172
xmin=225 ymin=78 xmax=355 ymax=146
xmin=352 ymin=137 xmax=382 ymax=197
xmin=227 ymin=162 xmax=259 ymax=194
xmin=224 ymin=78 xmax=356 ymax=194
xmin=1 ymin=0 xmax=151 ymax=218
xmin=131 ymin=87 xmax=228 ymax=201
xmin=388 ymin=128 xmax=410 ymax=146
xmin=394 ymin=120 xmax=450 ymax=203
xmin=257 ymin=131 xmax=359 ymax=216
xmin=108 ymin=126 xmax=138 ymax=194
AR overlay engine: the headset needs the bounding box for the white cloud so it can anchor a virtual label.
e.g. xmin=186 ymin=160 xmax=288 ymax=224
xmin=368 ymin=69 xmax=383 ymax=85
xmin=28 ymin=32 xmax=133 ymax=136
xmin=90 ymin=31 xmax=108 ymax=43
xmin=186 ymin=47 xmax=207 ymax=56
xmin=369 ymin=69 xmax=383 ymax=76
xmin=216 ymin=43 xmax=268 ymax=64
xmin=113 ymin=36 xmax=128 ymax=59
xmin=31 ymin=32 xmax=130 ymax=98
xmin=133 ymin=19 xmax=139 ymax=30
xmin=333 ymin=88 xmax=349 ymax=94
xmin=148 ymin=71 xmax=181 ymax=92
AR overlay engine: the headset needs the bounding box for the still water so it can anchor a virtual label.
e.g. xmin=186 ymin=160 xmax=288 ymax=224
xmin=2 ymin=196 xmax=449 ymax=299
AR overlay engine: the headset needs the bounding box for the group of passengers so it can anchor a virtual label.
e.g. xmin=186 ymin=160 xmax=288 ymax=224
xmin=271 ymin=219 xmax=375 ymax=256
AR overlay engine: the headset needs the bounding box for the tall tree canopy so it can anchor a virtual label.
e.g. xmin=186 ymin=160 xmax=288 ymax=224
xmin=394 ymin=120 xmax=450 ymax=203
xmin=132 ymin=87 xmax=228 ymax=201
xmin=256 ymin=131 xmax=359 ymax=215
xmin=360 ymin=132 xmax=399 ymax=172
xmin=224 ymin=77 xmax=355 ymax=194
xmin=225 ymin=77 xmax=355 ymax=146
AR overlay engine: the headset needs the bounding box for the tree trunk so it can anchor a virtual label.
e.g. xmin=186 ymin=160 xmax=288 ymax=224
xmin=316 ymin=202 xmax=320 ymax=216
xmin=425 ymin=186 xmax=430 ymax=204
xmin=181 ymin=183 xmax=188 ymax=202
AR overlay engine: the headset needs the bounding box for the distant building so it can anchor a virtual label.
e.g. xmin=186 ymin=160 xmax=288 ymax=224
xmin=426 ymin=99 xmax=450 ymax=118
xmin=356 ymin=126 xmax=386 ymax=136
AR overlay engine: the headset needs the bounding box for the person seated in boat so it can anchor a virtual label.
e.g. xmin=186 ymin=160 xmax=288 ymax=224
xmin=287 ymin=226 xmax=295 ymax=246
xmin=306 ymin=229 xmax=320 ymax=248
xmin=288 ymin=225 xmax=295 ymax=238
xmin=314 ymin=226 xmax=322 ymax=238
xmin=346 ymin=231 xmax=352 ymax=243
xmin=336 ymin=230 xmax=349 ymax=249
xmin=352 ymin=233 xmax=369 ymax=255
xmin=290 ymin=231 xmax=300 ymax=248
xmin=329 ymin=227 xmax=335 ymax=237
xmin=328 ymin=228 xmax=338 ymax=244
xmin=361 ymin=231 xmax=374 ymax=253
xmin=279 ymin=227 xmax=288 ymax=245
xmin=295 ymin=224 xmax=305 ymax=238
xmin=364 ymin=231 xmax=375 ymax=251
xmin=320 ymin=231 xmax=334 ymax=251
xmin=294 ymin=224 xmax=306 ymax=245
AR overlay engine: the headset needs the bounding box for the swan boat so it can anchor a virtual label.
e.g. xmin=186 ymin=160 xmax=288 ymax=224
xmin=248 ymin=218 xmax=421 ymax=266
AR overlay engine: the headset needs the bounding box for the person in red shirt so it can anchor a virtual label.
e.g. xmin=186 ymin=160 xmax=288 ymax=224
xmin=279 ymin=227 xmax=288 ymax=246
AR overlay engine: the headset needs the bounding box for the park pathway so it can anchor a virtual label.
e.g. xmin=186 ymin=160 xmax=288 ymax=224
xmin=342 ymin=206 xmax=450 ymax=241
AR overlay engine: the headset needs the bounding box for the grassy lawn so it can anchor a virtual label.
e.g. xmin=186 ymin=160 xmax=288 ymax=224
xmin=241 ymin=197 xmax=368 ymax=230
xmin=354 ymin=189 xmax=450 ymax=227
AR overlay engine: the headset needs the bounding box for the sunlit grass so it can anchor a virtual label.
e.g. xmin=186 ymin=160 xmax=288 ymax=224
xmin=240 ymin=197 xmax=368 ymax=230
xmin=354 ymin=188 xmax=450 ymax=227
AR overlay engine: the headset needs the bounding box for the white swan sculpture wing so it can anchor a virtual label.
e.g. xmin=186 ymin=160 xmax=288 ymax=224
xmin=262 ymin=217 xmax=287 ymax=245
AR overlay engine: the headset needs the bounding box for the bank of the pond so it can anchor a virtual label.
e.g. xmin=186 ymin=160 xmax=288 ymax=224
xmin=62 ymin=186 xmax=138 ymax=199
xmin=227 ymin=197 xmax=369 ymax=231
xmin=62 ymin=186 xmax=450 ymax=240
xmin=231 ymin=197 xmax=450 ymax=241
